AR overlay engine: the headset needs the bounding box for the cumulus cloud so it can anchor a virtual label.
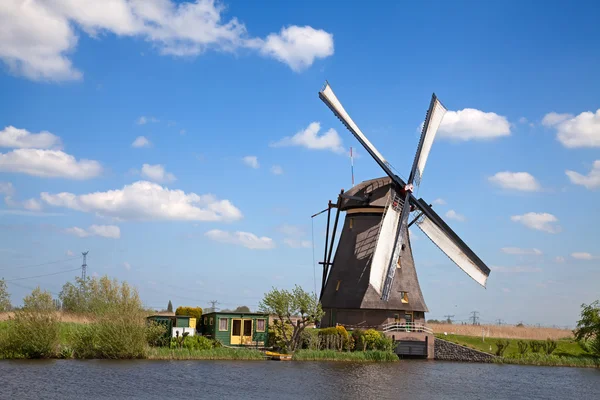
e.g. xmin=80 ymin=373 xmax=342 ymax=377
xmin=41 ymin=180 xmax=242 ymax=222
xmin=489 ymin=171 xmax=541 ymax=192
xmin=554 ymin=256 xmax=565 ymax=263
xmin=0 ymin=149 xmax=102 ymax=179
xmin=0 ymin=126 xmax=61 ymax=149
xmin=242 ymin=156 xmax=259 ymax=169
xmin=283 ymin=238 xmax=311 ymax=249
xmin=271 ymin=122 xmax=344 ymax=153
xmin=0 ymin=181 xmax=15 ymax=196
xmin=0 ymin=0 xmax=333 ymax=82
xmin=445 ymin=209 xmax=465 ymax=222
xmin=123 ymin=261 xmax=131 ymax=270
xmin=571 ymin=252 xmax=595 ymax=260
xmin=543 ymin=110 xmax=600 ymax=148
xmin=492 ymin=266 xmax=543 ymax=273
xmin=22 ymin=198 xmax=42 ymax=211
xmin=432 ymin=198 xmax=446 ymax=205
xmin=271 ymin=165 xmax=284 ymax=175
xmin=131 ymin=136 xmax=151 ymax=148
xmin=437 ymin=108 xmax=511 ymax=140
xmin=511 ymin=212 xmax=561 ymax=234
xmin=258 ymin=26 xmax=334 ymax=72
xmin=205 ymin=229 xmax=274 ymax=250
xmin=65 ymin=224 xmax=121 ymax=239
xmin=136 ymin=116 xmax=158 ymax=125
xmin=501 ymin=247 xmax=543 ymax=256
xmin=141 ymin=163 xmax=176 ymax=183
xmin=566 ymin=160 xmax=600 ymax=189
xmin=276 ymin=224 xmax=305 ymax=237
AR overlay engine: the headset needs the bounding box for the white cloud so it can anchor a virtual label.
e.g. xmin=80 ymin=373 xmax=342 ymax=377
xmin=65 ymin=224 xmax=121 ymax=239
xmin=141 ymin=163 xmax=176 ymax=183
xmin=543 ymin=110 xmax=600 ymax=148
xmin=518 ymin=117 xmax=528 ymax=124
xmin=492 ymin=266 xmax=543 ymax=273
xmin=258 ymin=26 xmax=334 ymax=72
xmin=0 ymin=126 xmax=61 ymax=149
xmin=0 ymin=0 xmax=333 ymax=82
xmin=22 ymin=198 xmax=42 ymax=211
xmin=554 ymin=256 xmax=565 ymax=263
xmin=132 ymin=136 xmax=151 ymax=148
xmin=566 ymin=160 xmax=600 ymax=189
xmin=0 ymin=149 xmax=102 ymax=179
xmin=511 ymin=212 xmax=561 ymax=234
xmin=571 ymin=252 xmax=595 ymax=260
xmin=271 ymin=165 xmax=284 ymax=175
xmin=438 ymin=108 xmax=511 ymax=140
xmin=542 ymin=112 xmax=573 ymax=127
xmin=432 ymin=198 xmax=446 ymax=205
xmin=276 ymin=224 xmax=305 ymax=237
xmin=123 ymin=261 xmax=131 ymax=270
xmin=0 ymin=181 xmax=15 ymax=196
xmin=65 ymin=250 xmax=75 ymax=257
xmin=445 ymin=209 xmax=465 ymax=222
xmin=205 ymin=229 xmax=275 ymax=250
xmin=283 ymin=238 xmax=311 ymax=249
xmin=489 ymin=171 xmax=541 ymax=192
xmin=242 ymin=156 xmax=259 ymax=169
xmin=501 ymin=247 xmax=543 ymax=256
xmin=41 ymin=180 xmax=242 ymax=222
xmin=136 ymin=116 xmax=158 ymax=125
xmin=271 ymin=122 xmax=344 ymax=153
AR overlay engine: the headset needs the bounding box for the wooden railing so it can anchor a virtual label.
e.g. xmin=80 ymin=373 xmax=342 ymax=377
xmin=382 ymin=322 xmax=433 ymax=334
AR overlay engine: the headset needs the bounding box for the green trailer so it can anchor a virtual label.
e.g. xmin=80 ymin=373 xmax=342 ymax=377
xmin=199 ymin=312 xmax=269 ymax=346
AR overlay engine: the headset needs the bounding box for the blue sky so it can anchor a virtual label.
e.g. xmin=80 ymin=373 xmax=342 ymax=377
xmin=1 ymin=0 xmax=599 ymax=326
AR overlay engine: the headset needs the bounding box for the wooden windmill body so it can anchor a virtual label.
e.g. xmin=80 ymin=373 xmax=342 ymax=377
xmin=317 ymin=83 xmax=491 ymax=330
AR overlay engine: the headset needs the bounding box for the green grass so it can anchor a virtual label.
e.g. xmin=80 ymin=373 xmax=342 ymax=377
xmin=496 ymin=353 xmax=600 ymax=368
xmin=147 ymin=347 xmax=266 ymax=360
xmin=292 ymin=350 xmax=398 ymax=362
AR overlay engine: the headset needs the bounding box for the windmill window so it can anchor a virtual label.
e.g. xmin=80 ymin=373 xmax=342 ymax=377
xmin=400 ymin=291 xmax=409 ymax=303
xmin=336 ymin=280 xmax=341 ymax=291
xmin=204 ymin=317 xmax=207 ymax=325
xmin=210 ymin=317 xmax=214 ymax=325
xmin=218 ymin=318 xmax=228 ymax=331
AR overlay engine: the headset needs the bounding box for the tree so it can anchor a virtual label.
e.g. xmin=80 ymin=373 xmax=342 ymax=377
xmin=175 ymin=306 xmax=202 ymax=320
xmin=259 ymin=285 xmax=323 ymax=352
xmin=23 ymin=287 xmax=55 ymax=311
xmin=234 ymin=305 xmax=250 ymax=313
xmin=0 ymin=278 xmax=10 ymax=311
xmin=167 ymin=300 xmax=173 ymax=312
xmin=574 ymin=300 xmax=600 ymax=356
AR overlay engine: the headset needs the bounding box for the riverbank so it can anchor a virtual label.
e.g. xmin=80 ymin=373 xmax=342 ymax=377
xmin=438 ymin=334 xmax=599 ymax=368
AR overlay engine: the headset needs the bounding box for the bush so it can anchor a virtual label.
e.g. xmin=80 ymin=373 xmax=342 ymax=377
xmin=517 ymin=340 xmax=529 ymax=355
xmin=363 ymin=329 xmax=382 ymax=351
xmin=175 ymin=306 xmax=202 ymax=320
xmin=182 ymin=335 xmax=214 ymax=351
xmin=351 ymin=329 xmax=366 ymax=351
xmin=545 ymin=339 xmax=557 ymax=355
xmin=146 ymin=320 xmax=169 ymax=347
xmin=267 ymin=320 xmax=293 ymax=350
xmin=495 ymin=340 xmax=510 ymax=356
xmin=0 ymin=288 xmax=61 ymax=359
xmin=530 ymin=340 xmax=543 ymax=353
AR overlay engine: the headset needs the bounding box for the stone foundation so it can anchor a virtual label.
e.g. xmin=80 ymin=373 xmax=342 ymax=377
xmin=434 ymin=338 xmax=495 ymax=363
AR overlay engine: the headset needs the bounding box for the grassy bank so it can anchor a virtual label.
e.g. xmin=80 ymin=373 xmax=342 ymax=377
xmin=430 ymin=323 xmax=572 ymax=340
xmin=438 ymin=334 xmax=599 ymax=368
xmin=147 ymin=347 xmax=266 ymax=360
xmin=292 ymin=349 xmax=398 ymax=362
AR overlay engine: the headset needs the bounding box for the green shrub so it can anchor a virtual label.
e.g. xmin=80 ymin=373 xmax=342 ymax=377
xmin=182 ymin=335 xmax=214 ymax=351
xmin=545 ymin=339 xmax=558 ymax=355
xmin=530 ymin=340 xmax=543 ymax=353
xmin=267 ymin=320 xmax=293 ymax=350
xmin=495 ymin=339 xmax=510 ymax=356
xmin=363 ymin=329 xmax=382 ymax=351
xmin=376 ymin=335 xmax=395 ymax=352
xmin=175 ymin=306 xmax=202 ymax=320
xmin=145 ymin=320 xmax=169 ymax=347
xmin=351 ymin=329 xmax=366 ymax=351
xmin=517 ymin=340 xmax=529 ymax=355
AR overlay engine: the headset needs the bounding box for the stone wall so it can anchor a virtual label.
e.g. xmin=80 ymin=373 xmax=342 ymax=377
xmin=434 ymin=338 xmax=495 ymax=363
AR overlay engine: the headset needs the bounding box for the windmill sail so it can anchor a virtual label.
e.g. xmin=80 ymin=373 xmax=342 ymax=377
xmin=369 ymin=202 xmax=401 ymax=294
xmin=409 ymin=94 xmax=447 ymax=186
xmin=414 ymin=198 xmax=490 ymax=286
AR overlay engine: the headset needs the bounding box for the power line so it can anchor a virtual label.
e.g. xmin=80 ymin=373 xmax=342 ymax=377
xmin=3 ymin=267 xmax=81 ymax=282
xmin=470 ymin=311 xmax=480 ymax=325
xmin=0 ymin=256 xmax=80 ymax=272
xmin=81 ymin=251 xmax=89 ymax=281
xmin=443 ymin=314 xmax=455 ymax=323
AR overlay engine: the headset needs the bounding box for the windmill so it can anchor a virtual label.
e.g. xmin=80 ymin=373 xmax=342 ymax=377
xmin=316 ymin=82 xmax=491 ymax=329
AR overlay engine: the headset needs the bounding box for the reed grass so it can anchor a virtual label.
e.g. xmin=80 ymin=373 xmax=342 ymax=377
xmin=292 ymin=349 xmax=398 ymax=362
xmin=147 ymin=347 xmax=265 ymax=360
xmin=429 ymin=323 xmax=573 ymax=340
xmin=495 ymin=353 xmax=600 ymax=368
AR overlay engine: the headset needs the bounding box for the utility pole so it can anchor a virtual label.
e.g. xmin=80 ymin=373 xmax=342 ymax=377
xmin=81 ymin=251 xmax=89 ymax=281
xmin=470 ymin=311 xmax=480 ymax=325
xmin=444 ymin=314 xmax=455 ymax=324
xmin=496 ymin=319 xmax=504 ymax=326
xmin=208 ymin=300 xmax=219 ymax=313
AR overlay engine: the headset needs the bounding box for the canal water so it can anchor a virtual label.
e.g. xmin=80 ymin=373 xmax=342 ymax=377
xmin=1 ymin=360 xmax=598 ymax=399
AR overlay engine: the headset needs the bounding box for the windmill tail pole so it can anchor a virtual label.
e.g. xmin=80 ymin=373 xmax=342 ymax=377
xmin=321 ymin=190 xmax=343 ymax=298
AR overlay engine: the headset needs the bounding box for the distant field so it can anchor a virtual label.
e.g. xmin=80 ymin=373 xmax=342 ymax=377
xmin=429 ymin=323 xmax=573 ymax=340
xmin=0 ymin=312 xmax=91 ymax=324
xmin=438 ymin=334 xmax=586 ymax=356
